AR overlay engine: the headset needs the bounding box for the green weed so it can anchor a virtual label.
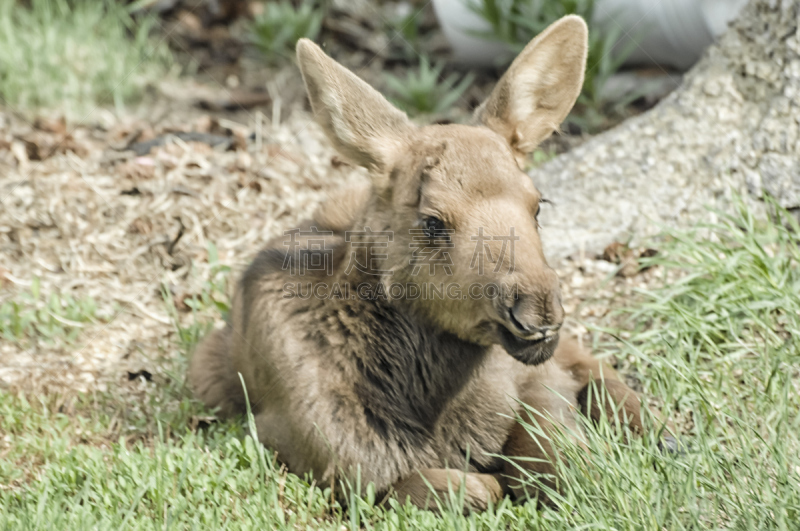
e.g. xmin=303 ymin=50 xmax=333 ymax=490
xmin=249 ymin=0 xmax=325 ymax=65
xmin=0 ymin=0 xmax=173 ymax=115
xmin=384 ymin=55 xmax=474 ymax=117
xmin=513 ymin=196 xmax=800 ymax=528
xmin=162 ymin=241 xmax=232 ymax=354
xmin=0 ymin=277 xmax=102 ymax=345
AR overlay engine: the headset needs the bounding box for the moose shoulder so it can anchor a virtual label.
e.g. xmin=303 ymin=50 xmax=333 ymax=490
xmin=188 ymin=15 xmax=671 ymax=510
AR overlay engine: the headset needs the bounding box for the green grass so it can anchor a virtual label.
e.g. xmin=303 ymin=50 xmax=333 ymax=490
xmin=384 ymin=55 xmax=474 ymax=117
xmin=162 ymin=241 xmax=232 ymax=353
xmin=514 ymin=200 xmax=800 ymax=528
xmin=0 ymin=0 xmax=173 ymax=115
xmin=2 ymin=199 xmax=799 ymax=528
xmin=249 ymin=0 xmax=325 ymax=65
xmin=0 ymin=277 xmax=104 ymax=345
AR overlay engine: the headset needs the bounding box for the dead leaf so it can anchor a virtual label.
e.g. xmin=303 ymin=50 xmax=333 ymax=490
xmin=601 ymin=242 xmax=659 ymax=278
xmin=601 ymin=241 xmax=628 ymax=264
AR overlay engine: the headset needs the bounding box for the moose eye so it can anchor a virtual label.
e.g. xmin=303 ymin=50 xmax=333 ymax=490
xmin=423 ymin=216 xmax=446 ymax=238
xmin=535 ymin=198 xmax=551 ymax=222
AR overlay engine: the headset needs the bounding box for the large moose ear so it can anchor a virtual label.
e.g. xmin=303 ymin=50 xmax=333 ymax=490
xmin=296 ymin=39 xmax=414 ymax=173
xmin=473 ymin=15 xmax=588 ymax=157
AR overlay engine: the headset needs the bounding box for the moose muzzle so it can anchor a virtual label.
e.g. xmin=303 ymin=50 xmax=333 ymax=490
xmin=496 ymin=279 xmax=564 ymax=365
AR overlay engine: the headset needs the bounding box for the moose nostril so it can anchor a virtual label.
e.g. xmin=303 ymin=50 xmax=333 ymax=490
xmin=509 ymin=304 xmax=532 ymax=333
xmin=508 ymin=297 xmax=561 ymax=338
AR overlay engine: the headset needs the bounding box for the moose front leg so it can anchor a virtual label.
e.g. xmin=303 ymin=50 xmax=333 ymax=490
xmin=554 ymin=338 xmax=674 ymax=439
xmin=501 ymin=360 xmax=585 ymax=504
xmin=577 ymin=378 xmax=645 ymax=436
xmin=390 ymin=469 xmax=507 ymax=512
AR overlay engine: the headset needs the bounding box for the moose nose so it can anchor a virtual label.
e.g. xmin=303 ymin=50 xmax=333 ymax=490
xmin=506 ymin=293 xmax=563 ymax=339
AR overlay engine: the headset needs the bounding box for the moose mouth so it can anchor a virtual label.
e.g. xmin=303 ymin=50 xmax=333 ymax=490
xmin=498 ymin=325 xmax=559 ymax=365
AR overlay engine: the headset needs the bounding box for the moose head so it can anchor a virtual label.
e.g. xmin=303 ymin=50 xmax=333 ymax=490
xmin=296 ymin=16 xmax=588 ymax=365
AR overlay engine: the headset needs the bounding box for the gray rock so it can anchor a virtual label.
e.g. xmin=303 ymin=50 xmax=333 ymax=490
xmin=759 ymin=153 xmax=800 ymax=208
xmin=530 ymin=0 xmax=800 ymax=261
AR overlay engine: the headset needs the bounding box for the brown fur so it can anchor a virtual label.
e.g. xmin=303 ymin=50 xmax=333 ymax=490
xmin=188 ymin=16 xmax=670 ymax=510
xmin=187 ymin=326 xmax=246 ymax=418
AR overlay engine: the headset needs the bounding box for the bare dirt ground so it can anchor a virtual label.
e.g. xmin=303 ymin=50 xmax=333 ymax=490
xmin=0 ymin=66 xmax=665 ymax=400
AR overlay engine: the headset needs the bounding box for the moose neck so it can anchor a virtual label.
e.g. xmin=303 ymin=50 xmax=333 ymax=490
xmin=347 ymin=298 xmax=490 ymax=444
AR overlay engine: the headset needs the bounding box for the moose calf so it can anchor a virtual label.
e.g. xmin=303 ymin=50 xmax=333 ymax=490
xmin=189 ymin=15 xmax=668 ymax=510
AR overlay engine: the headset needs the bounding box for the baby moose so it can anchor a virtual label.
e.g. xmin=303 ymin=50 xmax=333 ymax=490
xmin=189 ymin=15 xmax=668 ymax=510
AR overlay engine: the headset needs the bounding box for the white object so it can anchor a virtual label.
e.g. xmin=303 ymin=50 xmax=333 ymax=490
xmin=593 ymin=0 xmax=748 ymax=70
xmin=431 ymin=0 xmax=748 ymax=70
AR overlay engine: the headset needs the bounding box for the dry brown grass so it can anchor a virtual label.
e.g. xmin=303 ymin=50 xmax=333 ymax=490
xmin=0 ymin=88 xmax=368 ymax=394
